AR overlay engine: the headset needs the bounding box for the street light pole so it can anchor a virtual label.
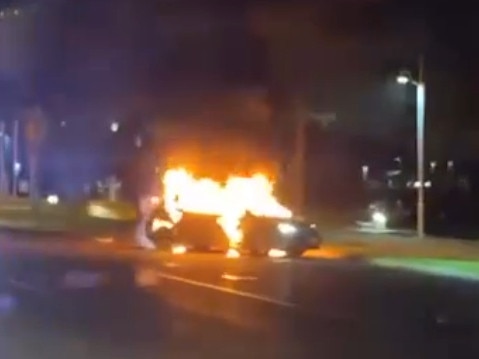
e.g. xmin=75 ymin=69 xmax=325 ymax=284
xmin=416 ymin=56 xmax=425 ymax=238
xmin=12 ymin=119 xmax=19 ymax=197
xmin=397 ymin=56 xmax=426 ymax=238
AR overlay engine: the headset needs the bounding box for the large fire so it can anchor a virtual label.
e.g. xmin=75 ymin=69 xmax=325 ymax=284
xmin=162 ymin=168 xmax=292 ymax=246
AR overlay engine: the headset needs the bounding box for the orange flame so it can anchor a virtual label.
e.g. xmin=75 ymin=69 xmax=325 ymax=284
xmin=163 ymin=168 xmax=292 ymax=246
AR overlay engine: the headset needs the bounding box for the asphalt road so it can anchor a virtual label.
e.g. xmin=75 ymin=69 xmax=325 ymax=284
xmin=2 ymin=248 xmax=479 ymax=359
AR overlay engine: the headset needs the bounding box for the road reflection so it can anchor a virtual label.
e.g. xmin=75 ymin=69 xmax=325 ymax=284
xmin=0 ymin=289 xmax=170 ymax=359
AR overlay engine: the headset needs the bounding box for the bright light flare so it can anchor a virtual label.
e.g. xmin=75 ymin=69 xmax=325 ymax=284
xmin=268 ymin=248 xmax=287 ymax=258
xmin=110 ymin=121 xmax=119 ymax=132
xmin=396 ymin=75 xmax=409 ymax=85
xmin=46 ymin=194 xmax=59 ymax=205
xmin=412 ymin=181 xmax=432 ymax=188
xmin=226 ymin=248 xmax=241 ymax=258
xmin=277 ymin=222 xmax=297 ymax=235
xmin=163 ymin=168 xmax=292 ymax=247
xmin=14 ymin=162 xmax=21 ymax=174
xmin=372 ymin=211 xmax=387 ymax=225
xmin=171 ymin=244 xmax=187 ymax=255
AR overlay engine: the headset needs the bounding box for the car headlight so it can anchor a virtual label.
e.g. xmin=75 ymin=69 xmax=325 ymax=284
xmin=46 ymin=194 xmax=59 ymax=205
xmin=277 ymin=222 xmax=297 ymax=235
xmin=372 ymin=211 xmax=387 ymax=225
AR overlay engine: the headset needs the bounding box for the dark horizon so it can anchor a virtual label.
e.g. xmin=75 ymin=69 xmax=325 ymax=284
xmin=0 ymin=0 xmax=478 ymax=163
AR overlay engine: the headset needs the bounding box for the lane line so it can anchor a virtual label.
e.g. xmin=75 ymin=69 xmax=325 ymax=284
xmin=158 ymin=271 xmax=295 ymax=308
xmin=221 ymin=273 xmax=258 ymax=281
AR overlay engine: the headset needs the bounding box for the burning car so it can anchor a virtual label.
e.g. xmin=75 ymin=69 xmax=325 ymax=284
xmin=146 ymin=168 xmax=321 ymax=257
xmin=147 ymin=211 xmax=321 ymax=258
xmin=240 ymin=214 xmax=321 ymax=257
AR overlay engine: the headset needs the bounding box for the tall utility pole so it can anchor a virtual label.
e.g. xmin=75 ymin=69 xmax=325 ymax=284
xmin=12 ymin=120 xmax=19 ymax=197
xmin=416 ymin=55 xmax=426 ymax=238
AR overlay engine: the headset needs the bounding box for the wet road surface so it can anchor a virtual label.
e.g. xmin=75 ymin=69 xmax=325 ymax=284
xmin=1 ymin=248 xmax=479 ymax=358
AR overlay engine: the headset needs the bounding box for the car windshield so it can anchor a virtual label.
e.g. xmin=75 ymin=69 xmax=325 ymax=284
xmin=1 ymin=1 xmax=478 ymax=358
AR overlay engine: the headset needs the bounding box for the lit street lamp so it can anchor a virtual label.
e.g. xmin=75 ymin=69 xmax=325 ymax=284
xmin=396 ymin=57 xmax=426 ymax=238
xmin=110 ymin=121 xmax=120 ymax=133
xmin=396 ymin=72 xmax=410 ymax=85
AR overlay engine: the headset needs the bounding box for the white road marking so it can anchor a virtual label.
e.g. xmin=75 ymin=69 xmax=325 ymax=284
xmin=221 ymin=273 xmax=258 ymax=281
xmin=270 ymin=258 xmax=292 ymax=264
xmin=158 ymin=271 xmax=295 ymax=308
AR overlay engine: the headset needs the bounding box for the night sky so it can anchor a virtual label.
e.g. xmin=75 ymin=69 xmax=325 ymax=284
xmin=0 ymin=0 xmax=477 ymax=204
xmin=0 ymin=0 xmax=477 ymax=160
